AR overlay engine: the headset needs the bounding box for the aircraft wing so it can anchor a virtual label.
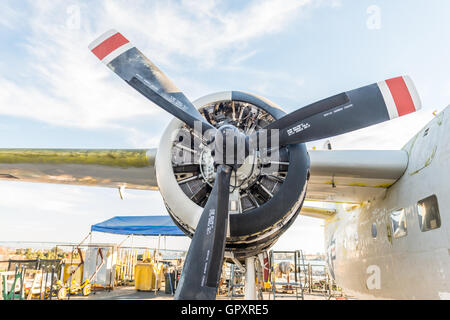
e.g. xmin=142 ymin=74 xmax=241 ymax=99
xmin=0 ymin=149 xmax=408 ymax=202
xmin=0 ymin=149 xmax=158 ymax=190
xmin=306 ymin=150 xmax=408 ymax=204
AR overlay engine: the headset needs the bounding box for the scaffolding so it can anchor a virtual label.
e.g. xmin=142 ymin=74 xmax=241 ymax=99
xmin=268 ymin=250 xmax=305 ymax=300
xmin=227 ymin=263 xmax=245 ymax=300
xmin=303 ymin=261 xmax=336 ymax=298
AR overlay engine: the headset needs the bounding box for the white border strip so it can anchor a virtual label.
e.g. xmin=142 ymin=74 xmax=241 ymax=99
xmin=88 ymin=29 xmax=118 ymax=51
xmin=102 ymin=42 xmax=134 ymax=65
xmin=377 ymin=80 xmax=398 ymax=119
xmin=403 ymin=75 xmax=422 ymax=110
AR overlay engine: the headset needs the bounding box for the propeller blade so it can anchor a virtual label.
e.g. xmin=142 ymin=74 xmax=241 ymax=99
xmin=261 ymin=76 xmax=421 ymax=147
xmin=174 ymin=164 xmax=232 ymax=300
xmin=89 ymin=30 xmax=215 ymax=134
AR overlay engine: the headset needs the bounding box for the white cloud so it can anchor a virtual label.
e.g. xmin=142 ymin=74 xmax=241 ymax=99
xmin=103 ymin=0 xmax=312 ymax=67
xmin=329 ymin=0 xmax=342 ymax=8
xmin=0 ymin=2 xmax=165 ymax=134
xmin=0 ymin=0 xmax=317 ymax=147
xmin=0 ymin=180 xmax=171 ymax=243
xmin=243 ymin=69 xmax=306 ymax=101
xmin=0 ymin=181 xmax=100 ymax=216
xmin=0 ymin=1 xmax=21 ymax=29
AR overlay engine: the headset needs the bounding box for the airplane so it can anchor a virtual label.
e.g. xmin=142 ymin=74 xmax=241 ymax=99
xmin=0 ymin=29 xmax=433 ymax=300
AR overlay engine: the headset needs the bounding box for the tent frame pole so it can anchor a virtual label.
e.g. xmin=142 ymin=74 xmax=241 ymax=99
xmin=117 ymin=235 xmax=131 ymax=249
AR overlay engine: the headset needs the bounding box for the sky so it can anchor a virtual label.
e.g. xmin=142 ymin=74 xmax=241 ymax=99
xmin=0 ymin=0 xmax=449 ymax=254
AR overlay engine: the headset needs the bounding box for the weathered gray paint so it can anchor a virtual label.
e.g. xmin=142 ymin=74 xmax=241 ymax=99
xmin=324 ymin=107 xmax=450 ymax=300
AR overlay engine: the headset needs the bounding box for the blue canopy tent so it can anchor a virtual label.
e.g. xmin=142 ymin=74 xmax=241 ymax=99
xmin=88 ymin=216 xmax=185 ymax=292
xmin=91 ymin=216 xmax=185 ymax=236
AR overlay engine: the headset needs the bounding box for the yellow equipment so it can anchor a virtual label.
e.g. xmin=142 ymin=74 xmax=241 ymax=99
xmin=134 ymin=262 xmax=164 ymax=291
xmin=56 ymin=279 xmax=91 ymax=300
xmin=62 ymin=263 xmax=84 ymax=286
xmin=256 ymin=276 xmax=272 ymax=291
xmin=57 ymin=262 xmax=90 ymax=300
xmin=142 ymin=250 xmax=153 ymax=262
xmin=57 ymin=248 xmax=104 ymax=300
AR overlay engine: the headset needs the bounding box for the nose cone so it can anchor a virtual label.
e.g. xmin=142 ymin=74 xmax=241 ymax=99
xmin=214 ymin=125 xmax=247 ymax=167
xmin=216 ymin=124 xmax=240 ymax=137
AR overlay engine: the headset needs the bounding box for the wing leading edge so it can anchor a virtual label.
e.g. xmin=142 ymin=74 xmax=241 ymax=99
xmin=0 ymin=149 xmax=158 ymax=190
xmin=0 ymin=149 xmax=408 ymax=202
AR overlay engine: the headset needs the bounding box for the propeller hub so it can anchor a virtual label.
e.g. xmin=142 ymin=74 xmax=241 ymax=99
xmin=214 ymin=125 xmax=247 ymax=168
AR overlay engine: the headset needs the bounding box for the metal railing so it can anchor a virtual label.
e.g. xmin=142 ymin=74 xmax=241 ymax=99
xmin=0 ymin=259 xmax=61 ymax=300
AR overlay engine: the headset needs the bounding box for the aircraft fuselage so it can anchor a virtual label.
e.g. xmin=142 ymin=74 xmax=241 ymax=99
xmin=325 ymin=108 xmax=450 ymax=300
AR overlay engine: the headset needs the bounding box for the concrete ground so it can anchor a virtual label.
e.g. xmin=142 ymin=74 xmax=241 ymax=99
xmin=68 ymin=286 xmax=173 ymax=300
xmin=68 ymin=286 xmax=350 ymax=300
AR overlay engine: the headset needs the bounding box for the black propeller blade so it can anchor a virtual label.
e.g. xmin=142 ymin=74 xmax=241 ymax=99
xmin=89 ymin=29 xmax=215 ymax=135
xmin=258 ymin=76 xmax=421 ymax=147
xmin=174 ymin=164 xmax=232 ymax=300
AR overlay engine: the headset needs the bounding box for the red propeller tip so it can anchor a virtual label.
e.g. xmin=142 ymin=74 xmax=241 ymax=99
xmin=89 ymin=29 xmax=132 ymax=64
xmin=378 ymin=76 xmax=422 ymax=119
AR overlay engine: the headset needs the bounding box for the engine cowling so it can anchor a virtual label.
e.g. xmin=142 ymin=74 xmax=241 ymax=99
xmin=155 ymin=91 xmax=309 ymax=260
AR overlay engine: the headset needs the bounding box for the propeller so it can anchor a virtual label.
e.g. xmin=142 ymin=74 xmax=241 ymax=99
xmin=174 ymin=125 xmax=242 ymax=299
xmin=90 ymin=29 xmax=421 ymax=300
xmin=174 ymin=164 xmax=232 ymax=300
xmin=251 ymin=76 xmax=421 ymax=148
xmin=88 ymin=29 xmax=215 ymax=135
